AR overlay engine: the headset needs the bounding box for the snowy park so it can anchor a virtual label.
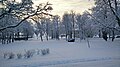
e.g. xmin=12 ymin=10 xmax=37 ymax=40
xmin=0 ymin=0 xmax=120 ymax=67
xmin=0 ymin=37 xmax=120 ymax=67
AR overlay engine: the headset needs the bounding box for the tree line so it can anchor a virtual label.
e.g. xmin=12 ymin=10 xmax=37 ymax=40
xmin=0 ymin=0 xmax=120 ymax=44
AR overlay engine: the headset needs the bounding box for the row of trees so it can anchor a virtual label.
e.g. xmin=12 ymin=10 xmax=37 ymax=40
xmin=33 ymin=15 xmax=60 ymax=41
xmin=27 ymin=6 xmax=120 ymax=42
xmin=62 ymin=11 xmax=96 ymax=41
xmin=32 ymin=11 xmax=96 ymax=41
xmin=0 ymin=0 xmax=120 ymax=43
xmin=60 ymin=0 xmax=120 ymax=41
xmin=38 ymin=0 xmax=120 ymax=41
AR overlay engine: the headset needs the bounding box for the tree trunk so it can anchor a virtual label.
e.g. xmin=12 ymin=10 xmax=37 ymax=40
xmin=46 ymin=32 xmax=49 ymax=41
xmin=51 ymin=30 xmax=54 ymax=39
xmin=112 ymin=29 xmax=115 ymax=41
xmin=87 ymin=38 xmax=90 ymax=48
xmin=99 ymin=30 xmax=102 ymax=38
xmin=40 ymin=31 xmax=43 ymax=41
xmin=46 ymin=23 xmax=49 ymax=41
xmin=69 ymin=31 xmax=72 ymax=39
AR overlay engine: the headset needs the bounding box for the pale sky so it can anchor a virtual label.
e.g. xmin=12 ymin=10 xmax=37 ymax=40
xmin=33 ymin=0 xmax=95 ymax=16
xmin=0 ymin=0 xmax=95 ymax=17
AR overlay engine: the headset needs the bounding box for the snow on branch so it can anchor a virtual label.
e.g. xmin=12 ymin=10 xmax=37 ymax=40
xmin=0 ymin=2 xmax=53 ymax=31
xmin=87 ymin=11 xmax=120 ymax=32
xmin=103 ymin=0 xmax=120 ymax=26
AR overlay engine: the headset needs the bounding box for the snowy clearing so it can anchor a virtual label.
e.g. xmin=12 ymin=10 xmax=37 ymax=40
xmin=0 ymin=38 xmax=120 ymax=67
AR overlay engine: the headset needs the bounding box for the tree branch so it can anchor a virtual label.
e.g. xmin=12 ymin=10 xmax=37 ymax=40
xmin=107 ymin=0 xmax=120 ymax=26
xmin=0 ymin=2 xmax=53 ymax=32
xmin=88 ymin=13 xmax=120 ymax=32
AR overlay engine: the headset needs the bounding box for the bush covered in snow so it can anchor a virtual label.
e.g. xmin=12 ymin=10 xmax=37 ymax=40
xmin=41 ymin=48 xmax=50 ymax=55
xmin=3 ymin=48 xmax=50 ymax=60
xmin=8 ymin=52 xmax=15 ymax=59
xmin=24 ymin=50 xmax=35 ymax=58
xmin=17 ymin=53 xmax=22 ymax=59
xmin=3 ymin=52 xmax=15 ymax=59
xmin=3 ymin=53 xmax=8 ymax=59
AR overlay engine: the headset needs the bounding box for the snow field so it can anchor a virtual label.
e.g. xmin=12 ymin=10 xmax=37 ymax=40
xmin=0 ymin=38 xmax=120 ymax=67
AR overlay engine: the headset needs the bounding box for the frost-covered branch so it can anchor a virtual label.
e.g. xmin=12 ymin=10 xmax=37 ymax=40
xmin=103 ymin=0 xmax=120 ymax=26
xmin=0 ymin=1 xmax=53 ymax=31
xmin=88 ymin=12 xmax=120 ymax=32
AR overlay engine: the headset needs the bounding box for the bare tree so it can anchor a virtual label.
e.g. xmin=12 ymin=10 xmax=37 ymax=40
xmin=51 ymin=15 xmax=60 ymax=40
xmin=89 ymin=0 xmax=120 ymax=41
xmin=62 ymin=12 xmax=73 ymax=40
xmin=103 ymin=0 xmax=120 ymax=26
xmin=0 ymin=0 xmax=53 ymax=32
xmin=71 ymin=11 xmax=76 ymax=39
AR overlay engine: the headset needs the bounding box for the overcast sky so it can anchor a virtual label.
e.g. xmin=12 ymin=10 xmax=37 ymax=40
xmin=33 ymin=0 xmax=94 ymax=16
xmin=33 ymin=0 xmax=95 ymax=16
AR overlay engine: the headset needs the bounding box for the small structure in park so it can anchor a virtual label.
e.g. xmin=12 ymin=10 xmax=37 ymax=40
xmin=68 ymin=38 xmax=75 ymax=42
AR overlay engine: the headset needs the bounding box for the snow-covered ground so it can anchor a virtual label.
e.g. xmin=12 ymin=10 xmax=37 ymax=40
xmin=0 ymin=38 xmax=120 ymax=67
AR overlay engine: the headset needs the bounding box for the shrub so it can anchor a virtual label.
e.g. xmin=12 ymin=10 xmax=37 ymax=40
xmin=41 ymin=49 xmax=46 ymax=55
xmin=24 ymin=50 xmax=35 ymax=58
xmin=17 ymin=53 xmax=22 ymax=59
xmin=41 ymin=48 xmax=50 ymax=55
xmin=8 ymin=52 xmax=15 ymax=59
xmin=46 ymin=48 xmax=50 ymax=54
